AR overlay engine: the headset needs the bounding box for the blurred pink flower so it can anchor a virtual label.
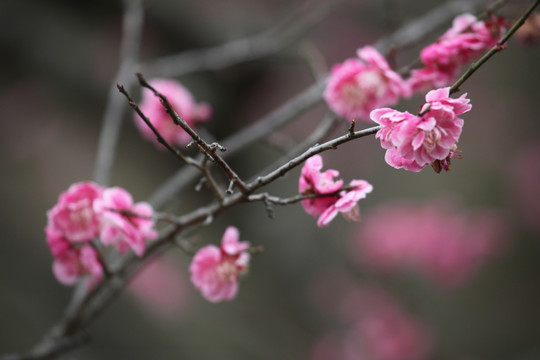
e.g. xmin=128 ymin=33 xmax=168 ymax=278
xmin=299 ymin=155 xmax=373 ymax=227
xmin=509 ymin=142 xmax=540 ymax=232
xmin=45 ymin=226 xmax=71 ymax=258
xmin=353 ymin=201 xmax=507 ymax=287
xmin=135 ymin=78 xmax=212 ymax=147
xmin=371 ymin=87 xmax=471 ymax=172
xmin=94 ymin=187 xmax=158 ymax=257
xmin=514 ymin=12 xmax=540 ymax=45
xmin=324 ymin=46 xmax=409 ymax=122
xmin=128 ymin=256 xmax=191 ymax=319
xmin=407 ymin=13 xmax=507 ymax=94
xmin=308 ymin=286 xmax=433 ymax=360
xmin=189 ymin=226 xmax=250 ymax=302
xmin=52 ymin=245 xmax=103 ymax=289
xmin=46 ymin=181 xmax=104 ymax=243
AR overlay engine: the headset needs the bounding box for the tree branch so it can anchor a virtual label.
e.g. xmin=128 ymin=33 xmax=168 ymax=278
xmin=93 ymin=0 xmax=144 ymax=186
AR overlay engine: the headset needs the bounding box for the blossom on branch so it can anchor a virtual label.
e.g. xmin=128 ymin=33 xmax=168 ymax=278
xmin=46 ymin=181 xmax=104 ymax=243
xmin=135 ymin=78 xmax=212 ymax=147
xmin=407 ymin=13 xmax=508 ymax=93
xmin=324 ymin=46 xmax=409 ymax=122
xmin=299 ymin=155 xmax=373 ymax=227
xmin=45 ymin=182 xmax=159 ymax=288
xmin=370 ymin=87 xmax=471 ymax=172
xmin=93 ymin=187 xmax=158 ymax=257
xmin=52 ymin=245 xmax=104 ymax=290
xmin=189 ymin=226 xmax=251 ymax=302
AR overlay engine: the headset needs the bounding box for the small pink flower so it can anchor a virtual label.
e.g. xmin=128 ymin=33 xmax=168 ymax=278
xmin=317 ymin=180 xmax=374 ymax=227
xmin=94 ymin=187 xmax=158 ymax=257
xmin=136 ymin=78 xmax=212 ymax=147
xmin=299 ymin=155 xmax=373 ymax=226
xmin=189 ymin=226 xmax=250 ymax=302
xmin=371 ymin=87 xmax=471 ymax=172
xmin=324 ymin=46 xmax=409 ymax=122
xmin=46 ymin=181 xmax=104 ymax=243
xmin=52 ymin=245 xmax=104 ymax=289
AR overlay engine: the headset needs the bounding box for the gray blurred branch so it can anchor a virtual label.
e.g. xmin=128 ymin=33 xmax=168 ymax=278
xmin=93 ymin=0 xmax=144 ymax=186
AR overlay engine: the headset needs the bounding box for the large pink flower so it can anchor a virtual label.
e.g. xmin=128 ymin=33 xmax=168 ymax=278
xmin=324 ymin=46 xmax=409 ymax=122
xmin=189 ymin=226 xmax=250 ymax=302
xmin=299 ymin=155 xmax=373 ymax=226
xmin=52 ymin=245 xmax=104 ymax=289
xmin=371 ymin=87 xmax=471 ymax=172
xmin=46 ymin=181 xmax=104 ymax=243
xmin=136 ymin=78 xmax=211 ymax=147
xmin=94 ymin=187 xmax=158 ymax=256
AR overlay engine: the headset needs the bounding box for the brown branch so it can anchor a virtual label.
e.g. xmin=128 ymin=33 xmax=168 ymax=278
xmin=136 ymin=73 xmax=250 ymax=195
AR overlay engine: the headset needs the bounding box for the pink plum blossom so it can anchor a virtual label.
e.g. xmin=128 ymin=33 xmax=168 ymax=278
xmin=299 ymin=155 xmax=373 ymax=227
xmin=352 ymin=200 xmax=507 ymax=287
xmin=189 ymin=226 xmax=250 ymax=302
xmin=370 ymin=87 xmax=471 ymax=172
xmin=52 ymin=245 xmax=104 ymax=289
xmin=46 ymin=181 xmax=104 ymax=243
xmin=94 ymin=187 xmax=158 ymax=257
xmin=135 ymin=78 xmax=212 ymax=147
xmin=324 ymin=46 xmax=409 ymax=122
xmin=407 ymin=13 xmax=507 ymax=94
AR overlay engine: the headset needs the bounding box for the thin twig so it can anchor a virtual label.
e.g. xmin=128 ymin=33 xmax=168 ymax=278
xmin=136 ymin=73 xmax=250 ymax=195
xmin=116 ymin=84 xmax=203 ymax=169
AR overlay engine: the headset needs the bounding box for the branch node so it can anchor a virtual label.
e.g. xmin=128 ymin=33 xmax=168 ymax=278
xmin=348 ymin=119 xmax=356 ymax=137
xmin=226 ymin=181 xmax=235 ymax=195
xmin=195 ymin=177 xmax=206 ymax=192
xmin=203 ymin=215 xmax=214 ymax=226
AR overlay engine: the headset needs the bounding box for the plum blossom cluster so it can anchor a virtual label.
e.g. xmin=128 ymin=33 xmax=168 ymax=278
xmin=370 ymin=87 xmax=471 ymax=172
xmin=135 ymin=78 xmax=212 ymax=148
xmin=299 ymin=155 xmax=373 ymax=227
xmin=309 ymin=285 xmax=433 ymax=360
xmin=189 ymin=226 xmax=251 ymax=302
xmin=353 ymin=201 xmax=507 ymax=287
xmin=323 ymin=14 xmax=507 ymax=124
xmin=45 ymin=182 xmax=158 ymax=289
xmin=406 ymin=13 xmax=508 ymax=94
xmin=323 ymin=46 xmax=409 ymax=122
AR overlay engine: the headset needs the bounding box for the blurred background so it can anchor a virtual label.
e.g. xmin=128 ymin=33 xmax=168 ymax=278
xmin=1 ymin=0 xmax=540 ymax=359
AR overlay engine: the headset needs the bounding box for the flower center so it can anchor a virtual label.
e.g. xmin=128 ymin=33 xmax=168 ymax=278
xmin=69 ymin=201 xmax=93 ymax=227
xmin=217 ymin=260 xmax=238 ymax=283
